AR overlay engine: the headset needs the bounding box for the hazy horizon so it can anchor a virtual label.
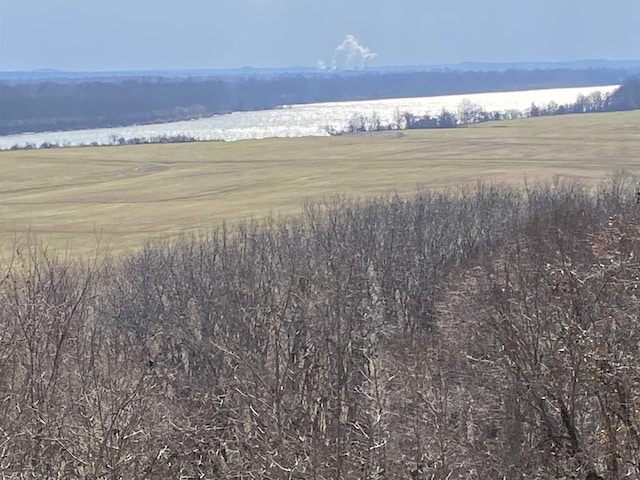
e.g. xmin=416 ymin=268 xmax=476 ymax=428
xmin=6 ymin=58 xmax=640 ymax=75
xmin=1 ymin=0 xmax=639 ymax=72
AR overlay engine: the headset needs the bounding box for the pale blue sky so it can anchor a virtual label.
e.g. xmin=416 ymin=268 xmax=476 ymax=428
xmin=0 ymin=0 xmax=638 ymax=71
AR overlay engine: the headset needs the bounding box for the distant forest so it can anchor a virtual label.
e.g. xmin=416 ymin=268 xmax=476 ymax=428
xmin=0 ymin=67 xmax=632 ymax=135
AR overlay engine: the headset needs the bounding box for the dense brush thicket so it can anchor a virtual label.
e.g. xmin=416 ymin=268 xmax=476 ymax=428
xmin=2 ymin=177 xmax=640 ymax=479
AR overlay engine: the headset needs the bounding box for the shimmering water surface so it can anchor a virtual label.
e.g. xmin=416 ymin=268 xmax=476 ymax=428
xmin=0 ymin=85 xmax=618 ymax=150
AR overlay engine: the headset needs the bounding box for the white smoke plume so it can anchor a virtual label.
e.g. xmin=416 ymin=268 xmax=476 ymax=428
xmin=318 ymin=35 xmax=378 ymax=70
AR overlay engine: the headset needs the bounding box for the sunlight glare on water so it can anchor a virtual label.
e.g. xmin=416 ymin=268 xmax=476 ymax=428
xmin=0 ymin=85 xmax=619 ymax=150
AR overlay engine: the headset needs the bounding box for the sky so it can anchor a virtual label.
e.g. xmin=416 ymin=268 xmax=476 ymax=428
xmin=0 ymin=0 xmax=638 ymax=71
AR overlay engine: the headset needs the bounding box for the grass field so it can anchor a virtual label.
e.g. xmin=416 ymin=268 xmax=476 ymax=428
xmin=1 ymin=111 xmax=640 ymax=258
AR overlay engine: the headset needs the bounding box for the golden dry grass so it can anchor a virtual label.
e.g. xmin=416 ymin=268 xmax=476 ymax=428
xmin=1 ymin=111 xmax=639 ymax=258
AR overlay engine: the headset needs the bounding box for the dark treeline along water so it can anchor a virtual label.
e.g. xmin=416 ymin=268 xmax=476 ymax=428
xmin=2 ymin=176 xmax=640 ymax=478
xmin=0 ymin=67 xmax=633 ymax=135
xmin=339 ymin=78 xmax=640 ymax=134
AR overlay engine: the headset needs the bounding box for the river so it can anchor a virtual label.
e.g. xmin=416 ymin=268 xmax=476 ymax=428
xmin=0 ymin=85 xmax=618 ymax=150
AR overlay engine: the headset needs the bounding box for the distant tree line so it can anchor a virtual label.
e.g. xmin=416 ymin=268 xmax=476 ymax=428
xmin=0 ymin=68 xmax=631 ymax=135
xmin=529 ymin=78 xmax=640 ymax=116
xmin=16 ymin=133 xmax=208 ymax=151
xmin=336 ymin=77 xmax=640 ymax=135
xmin=2 ymin=175 xmax=640 ymax=478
